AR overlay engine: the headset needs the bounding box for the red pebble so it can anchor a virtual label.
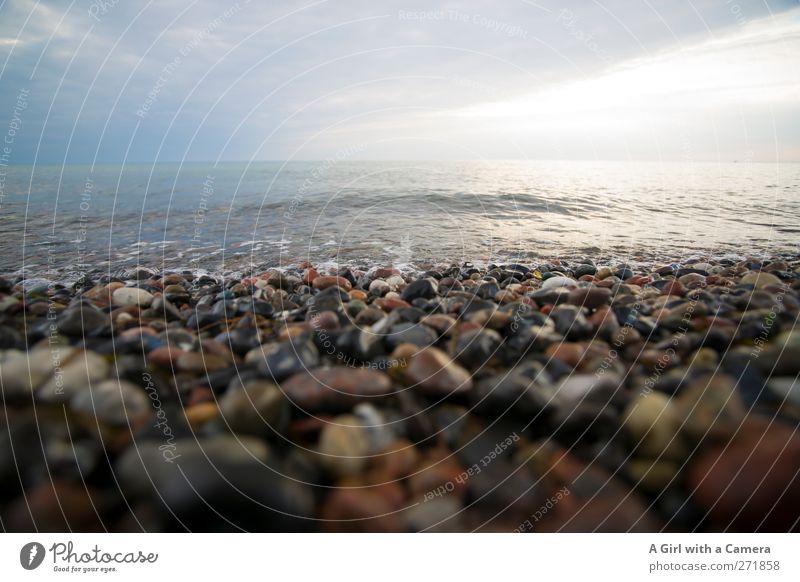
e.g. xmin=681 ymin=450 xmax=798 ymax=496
xmin=312 ymin=276 xmax=352 ymax=291
xmin=660 ymin=281 xmax=685 ymax=297
xmin=373 ymin=297 xmax=410 ymax=311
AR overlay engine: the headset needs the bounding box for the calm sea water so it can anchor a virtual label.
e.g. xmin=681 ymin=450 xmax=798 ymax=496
xmin=1 ymin=160 xmax=798 ymax=277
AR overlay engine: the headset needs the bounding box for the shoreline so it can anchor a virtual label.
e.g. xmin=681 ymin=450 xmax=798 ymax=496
xmin=6 ymin=247 xmax=800 ymax=282
xmin=1 ymin=255 xmax=798 ymax=532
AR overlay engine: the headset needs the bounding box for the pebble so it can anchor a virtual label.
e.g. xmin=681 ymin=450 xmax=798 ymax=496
xmin=753 ymin=330 xmax=800 ymax=376
xmin=688 ymin=417 xmax=800 ymax=531
xmin=627 ymin=459 xmax=680 ymax=492
xmin=401 ymin=278 xmax=437 ymax=301
xmin=408 ymin=450 xmax=467 ymax=502
xmin=454 ymin=328 xmax=502 ymax=369
xmin=3 ymin=255 xmax=799 ymax=532
xmin=280 ymin=367 xmax=394 ymax=412
xmin=401 ymin=347 xmax=473 ymax=396
xmin=38 ymin=350 xmax=110 ymax=403
xmin=372 ymin=439 xmax=421 ymax=478
xmin=374 ymin=297 xmax=411 ymax=311
xmin=622 ymin=392 xmax=686 ymax=460
xmin=385 ymin=322 xmax=438 ymax=350
xmin=112 ymin=287 xmax=154 ymax=308
xmin=176 ymin=351 xmax=230 ymax=374
xmin=320 ymin=488 xmax=403 ymax=532
xmin=541 ymin=276 xmax=578 ymax=290
xmin=369 ymin=279 xmax=390 ymax=295
xmin=0 ymin=347 xmax=74 ymax=399
xmin=740 ymin=271 xmax=782 ymax=289
xmin=3 ymin=479 xmax=105 ymax=531
xmin=595 ymin=266 xmax=613 ymax=279
xmin=548 ymin=305 xmax=593 ymax=339
xmin=470 ymin=363 xmax=552 ymax=418
xmin=567 ymin=286 xmax=611 ymax=309
xmin=256 ymin=336 xmax=320 ymax=381
xmin=767 ymin=376 xmax=800 ymax=405
xmin=317 ymin=415 xmax=373 ymax=477
xmin=147 ymin=345 xmax=185 ymax=367
xmin=219 ymin=379 xmax=288 ymax=435
xmin=70 ymin=379 xmax=151 ymax=426
xmin=116 ymin=435 xmax=313 ymax=531
xmin=403 ymin=497 xmax=463 ymax=532
xmin=675 ymin=374 xmax=746 ymax=441
xmin=58 ymin=305 xmax=109 ymax=337
xmin=312 ymin=276 xmax=352 ymax=291
xmin=185 ymin=402 xmax=220 ymax=427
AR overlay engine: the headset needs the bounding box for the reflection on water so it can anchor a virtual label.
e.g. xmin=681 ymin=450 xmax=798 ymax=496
xmin=1 ymin=160 xmax=798 ymax=276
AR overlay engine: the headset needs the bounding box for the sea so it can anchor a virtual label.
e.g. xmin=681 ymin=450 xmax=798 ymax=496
xmin=1 ymin=160 xmax=798 ymax=280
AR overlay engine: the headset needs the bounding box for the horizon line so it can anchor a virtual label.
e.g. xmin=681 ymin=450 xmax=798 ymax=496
xmin=4 ymin=158 xmax=799 ymax=167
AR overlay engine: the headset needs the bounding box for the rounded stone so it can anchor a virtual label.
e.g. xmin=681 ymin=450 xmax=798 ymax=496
xmin=3 ymin=480 xmax=105 ymax=532
xmin=70 ymin=379 xmax=151 ymax=426
xmin=595 ymin=266 xmax=613 ymax=279
xmin=408 ymin=451 xmax=467 ymax=501
xmin=280 ymin=367 xmax=393 ymax=412
xmin=176 ymin=351 xmax=230 ymax=374
xmin=112 ymin=287 xmax=154 ymax=308
xmin=401 ymin=278 xmax=437 ymax=301
xmin=541 ymin=276 xmax=578 ymax=290
xmin=660 ymin=281 xmax=685 ymax=297
xmin=675 ymin=374 xmax=745 ymax=441
xmin=318 ymin=415 xmax=372 ymax=477
xmin=37 ymin=350 xmax=111 ymax=403
xmin=454 ymin=328 xmax=502 ymax=368
xmin=402 ymin=347 xmax=473 ymax=396
xmin=313 ymin=276 xmax=352 ymax=291
xmin=403 ymin=497 xmax=462 ymax=532
xmin=372 ymin=439 xmax=421 ymax=479
xmin=256 ymin=338 xmax=320 ymax=382
xmin=567 ymin=287 xmax=612 ymax=309
xmin=385 ymin=275 xmax=405 ymax=291
xmin=185 ymin=402 xmax=220 ymax=428
xmin=58 ymin=306 xmax=109 ymax=337
xmin=320 ymin=488 xmax=403 ymax=532
xmin=622 ymin=392 xmax=686 ymax=460
xmin=148 ymin=346 xmax=185 ymax=368
xmin=627 ymin=459 xmax=680 ymax=492
xmin=688 ymin=417 xmax=800 ymax=531
xmin=0 ymin=347 xmax=74 ymax=399
xmin=741 ymin=271 xmax=781 ymax=289
xmin=385 ymin=322 xmax=438 ymax=351
xmin=349 ymin=289 xmax=368 ymax=301
xmin=219 ymin=379 xmax=288 ymax=435
xmin=115 ymin=435 xmax=314 ymax=531
xmin=374 ymin=297 xmax=411 ymax=312
xmin=767 ymin=376 xmax=800 ymax=406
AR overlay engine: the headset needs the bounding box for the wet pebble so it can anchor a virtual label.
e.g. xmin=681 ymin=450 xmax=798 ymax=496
xmin=219 ymin=378 xmax=289 ymax=436
xmin=112 ymin=287 xmax=154 ymax=308
xmin=70 ymin=379 xmax=151 ymax=426
xmin=401 ymin=347 xmax=473 ymax=397
xmin=280 ymin=367 xmax=394 ymax=412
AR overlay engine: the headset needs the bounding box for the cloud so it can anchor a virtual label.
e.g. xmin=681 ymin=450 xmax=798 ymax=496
xmin=435 ymin=7 xmax=800 ymax=160
xmin=0 ymin=0 xmax=798 ymax=162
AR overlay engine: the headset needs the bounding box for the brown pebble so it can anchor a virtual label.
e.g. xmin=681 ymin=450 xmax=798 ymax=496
xmin=401 ymin=347 xmax=473 ymax=396
xmin=688 ymin=417 xmax=800 ymax=531
xmin=312 ymin=276 xmax=352 ymax=291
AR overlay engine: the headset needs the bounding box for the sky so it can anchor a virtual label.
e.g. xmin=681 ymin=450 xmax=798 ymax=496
xmin=0 ymin=0 xmax=798 ymax=164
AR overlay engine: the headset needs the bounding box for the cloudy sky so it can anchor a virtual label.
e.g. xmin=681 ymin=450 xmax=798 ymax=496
xmin=1 ymin=0 xmax=798 ymax=163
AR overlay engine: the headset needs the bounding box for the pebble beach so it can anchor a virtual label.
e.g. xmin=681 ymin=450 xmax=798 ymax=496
xmin=1 ymin=256 xmax=799 ymax=532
